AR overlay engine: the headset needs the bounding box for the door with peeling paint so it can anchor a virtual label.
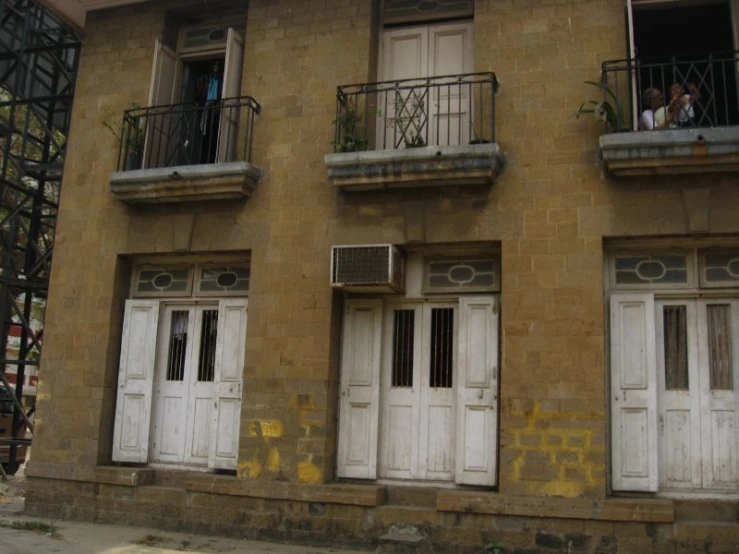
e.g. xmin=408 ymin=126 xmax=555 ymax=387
xmin=655 ymin=298 xmax=739 ymax=492
xmin=379 ymin=301 xmax=457 ymax=482
xmin=151 ymin=304 xmax=218 ymax=466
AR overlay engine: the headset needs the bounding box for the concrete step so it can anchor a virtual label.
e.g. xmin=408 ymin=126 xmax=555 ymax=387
xmin=674 ymin=499 xmax=739 ymax=523
xmin=375 ymin=526 xmax=433 ymax=554
xmin=384 ymin=486 xmax=438 ymax=508
xmin=151 ymin=469 xmax=188 ymax=488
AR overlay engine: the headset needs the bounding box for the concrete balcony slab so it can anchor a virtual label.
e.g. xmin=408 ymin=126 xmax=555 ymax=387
xmin=324 ymin=143 xmax=503 ymax=191
xmin=109 ymin=161 xmax=263 ymax=204
xmin=600 ymin=127 xmax=739 ymax=177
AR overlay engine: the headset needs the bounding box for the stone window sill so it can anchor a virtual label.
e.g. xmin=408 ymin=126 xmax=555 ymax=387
xmin=324 ymin=143 xmax=504 ymax=191
xmin=109 ymin=161 xmax=263 ymax=204
xmin=600 ymin=127 xmax=739 ymax=177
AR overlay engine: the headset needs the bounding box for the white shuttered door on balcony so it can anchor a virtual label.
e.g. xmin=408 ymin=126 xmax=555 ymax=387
xmin=428 ymin=22 xmax=473 ymax=147
xmin=337 ymin=299 xmax=383 ymax=479
xmin=379 ymin=21 xmax=472 ymax=148
xmin=455 ymin=296 xmax=498 ymax=486
xmin=610 ymin=293 xmax=659 ymax=492
xmin=145 ymin=39 xmax=182 ymax=169
xmin=112 ymin=300 xmax=160 ymax=463
xmin=217 ymin=28 xmax=244 ymax=163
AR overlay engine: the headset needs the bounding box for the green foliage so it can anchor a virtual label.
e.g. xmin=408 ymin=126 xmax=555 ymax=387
xmin=102 ymin=102 xmax=144 ymax=154
xmin=576 ymin=80 xmax=627 ymax=132
xmin=0 ymin=520 xmax=59 ymax=537
xmin=331 ymin=107 xmax=369 ymax=153
xmin=485 ymin=540 xmax=503 ymax=554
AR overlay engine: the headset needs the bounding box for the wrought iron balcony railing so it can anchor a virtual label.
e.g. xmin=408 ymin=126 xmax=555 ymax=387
xmin=117 ymin=96 xmax=260 ymax=171
xmin=600 ymin=53 xmax=739 ymax=132
xmin=333 ymin=72 xmax=499 ymax=153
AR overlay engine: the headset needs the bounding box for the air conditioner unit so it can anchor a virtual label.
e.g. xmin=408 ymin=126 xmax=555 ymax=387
xmin=331 ymin=245 xmax=405 ymax=293
xmin=179 ymin=26 xmax=229 ymax=54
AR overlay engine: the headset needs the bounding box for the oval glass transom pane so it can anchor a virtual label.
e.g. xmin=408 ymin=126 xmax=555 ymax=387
xmin=703 ymin=252 xmax=739 ymax=284
xmin=426 ymin=258 xmax=496 ymax=291
xmin=135 ymin=268 xmax=191 ymax=295
xmin=198 ymin=266 xmax=250 ymax=294
xmin=614 ymin=254 xmax=688 ymax=285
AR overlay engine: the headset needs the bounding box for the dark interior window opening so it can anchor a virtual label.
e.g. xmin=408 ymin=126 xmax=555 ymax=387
xmin=180 ymin=58 xmax=225 ymax=164
xmin=633 ymin=1 xmax=738 ymax=125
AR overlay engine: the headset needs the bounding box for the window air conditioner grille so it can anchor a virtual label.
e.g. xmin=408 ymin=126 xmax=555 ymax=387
xmin=333 ymin=246 xmax=390 ymax=284
xmin=331 ymin=245 xmax=404 ymax=292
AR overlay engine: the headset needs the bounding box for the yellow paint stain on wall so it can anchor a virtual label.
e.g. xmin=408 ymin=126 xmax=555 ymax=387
xmin=238 ymin=452 xmax=263 ymax=479
xmin=507 ymin=399 xmax=606 ymax=497
xmin=540 ymin=480 xmax=584 ymax=498
xmin=246 ymin=420 xmax=284 ymax=438
xmin=268 ymin=447 xmax=280 ymax=472
xmin=297 ymin=458 xmax=322 ymax=484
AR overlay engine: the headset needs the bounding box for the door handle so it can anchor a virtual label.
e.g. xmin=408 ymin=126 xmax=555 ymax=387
xmin=478 ymin=389 xmax=484 ymax=400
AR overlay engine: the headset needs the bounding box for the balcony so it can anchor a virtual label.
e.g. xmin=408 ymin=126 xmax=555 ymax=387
xmin=324 ymin=73 xmax=503 ymax=191
xmin=109 ymin=96 xmax=263 ymax=204
xmin=596 ymin=53 xmax=739 ymax=176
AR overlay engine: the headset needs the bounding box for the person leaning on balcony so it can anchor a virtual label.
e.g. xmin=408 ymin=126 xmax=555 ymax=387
xmin=639 ymin=87 xmax=677 ymax=130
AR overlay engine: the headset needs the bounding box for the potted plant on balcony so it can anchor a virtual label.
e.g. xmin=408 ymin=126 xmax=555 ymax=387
xmin=331 ymin=107 xmax=369 ymax=153
xmin=103 ymin=103 xmax=145 ymax=170
xmin=576 ymin=80 xmax=627 ymax=132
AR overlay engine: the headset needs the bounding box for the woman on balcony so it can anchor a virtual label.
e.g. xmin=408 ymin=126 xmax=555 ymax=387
xmin=639 ymin=87 xmax=677 ymax=130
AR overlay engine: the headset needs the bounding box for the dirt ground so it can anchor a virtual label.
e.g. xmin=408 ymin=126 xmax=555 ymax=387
xmin=0 ymin=456 xmax=27 ymax=512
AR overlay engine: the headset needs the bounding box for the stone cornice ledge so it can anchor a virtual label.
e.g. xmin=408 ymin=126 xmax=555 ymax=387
xmin=110 ymin=161 xmax=263 ymax=204
xmin=324 ymin=143 xmax=503 ymax=191
xmin=600 ymin=126 xmax=739 ymax=177
xmin=437 ymin=490 xmax=674 ymax=523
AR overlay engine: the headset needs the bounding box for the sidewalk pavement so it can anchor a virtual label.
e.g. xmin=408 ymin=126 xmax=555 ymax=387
xmin=0 ymin=501 xmax=370 ymax=554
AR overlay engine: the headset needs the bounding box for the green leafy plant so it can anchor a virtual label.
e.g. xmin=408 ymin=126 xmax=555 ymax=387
xmin=485 ymin=540 xmax=503 ymax=554
xmin=102 ymin=103 xmax=145 ymax=168
xmin=576 ymin=80 xmax=626 ymax=132
xmin=331 ymin=107 xmax=369 ymax=153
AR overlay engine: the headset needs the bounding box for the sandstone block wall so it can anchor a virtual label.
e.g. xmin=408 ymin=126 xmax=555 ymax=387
xmin=26 ymin=1 xmax=739 ymax=549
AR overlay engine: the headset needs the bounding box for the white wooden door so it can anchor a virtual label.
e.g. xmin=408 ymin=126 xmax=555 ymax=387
xmin=419 ymin=304 xmax=457 ymax=481
xmin=697 ymin=300 xmax=739 ymax=490
xmin=145 ymin=39 xmax=182 ymax=169
xmin=209 ymin=299 xmax=247 ymax=470
xmin=378 ymin=21 xmax=472 ymax=149
xmin=610 ymin=293 xmax=659 ymax=492
xmin=337 ymin=299 xmax=383 ymax=479
xmin=655 ymin=300 xmax=702 ymax=490
xmin=183 ymin=306 xmax=219 ymax=466
xmin=455 ymin=296 xmax=498 ymax=486
xmin=380 ymin=303 xmax=421 ymax=479
xmin=217 ymin=28 xmax=245 ymax=163
xmin=378 ymin=26 xmax=427 ymax=149
xmin=151 ymin=303 xmax=219 ymax=466
xmin=112 ymin=300 xmax=160 ymax=463
xmin=428 ymin=22 xmax=473 ymax=147
xmin=379 ymin=302 xmax=456 ymax=482
xmin=151 ymin=305 xmax=195 ymax=464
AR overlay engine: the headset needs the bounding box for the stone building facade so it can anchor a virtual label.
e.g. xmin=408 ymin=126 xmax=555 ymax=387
xmin=25 ymin=0 xmax=739 ymax=552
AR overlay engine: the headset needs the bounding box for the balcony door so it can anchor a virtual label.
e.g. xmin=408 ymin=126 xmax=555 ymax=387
xmin=144 ymin=28 xmax=244 ymax=169
xmin=378 ymin=21 xmax=473 ymax=149
xmin=625 ymin=0 xmax=738 ymax=127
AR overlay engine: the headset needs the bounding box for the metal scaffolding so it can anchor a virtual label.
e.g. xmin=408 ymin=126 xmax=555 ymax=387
xmin=0 ymin=0 xmax=79 ymax=474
